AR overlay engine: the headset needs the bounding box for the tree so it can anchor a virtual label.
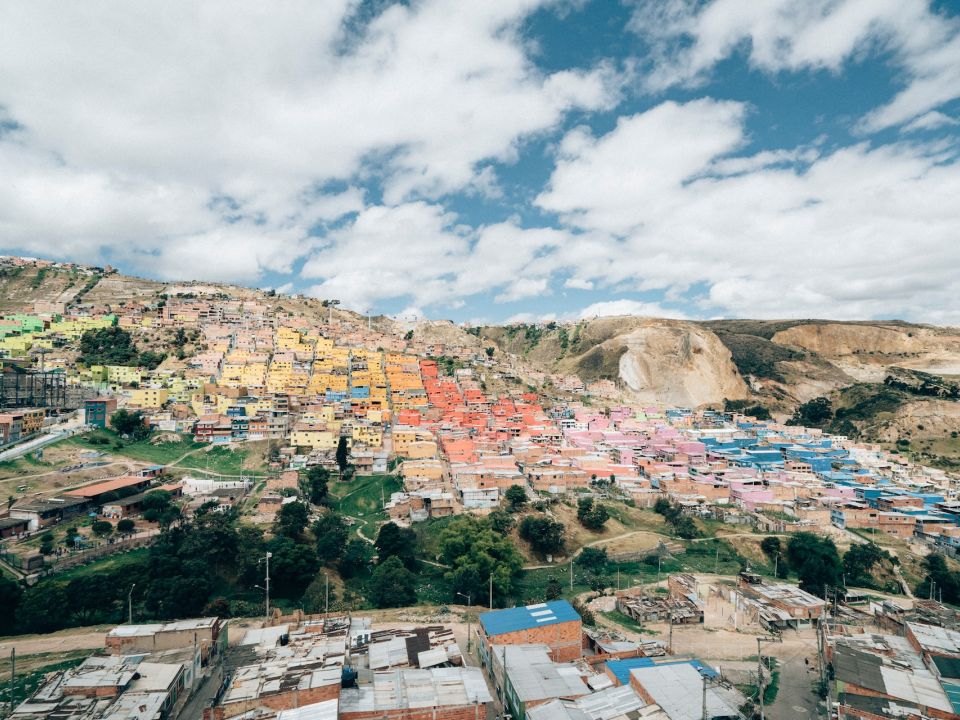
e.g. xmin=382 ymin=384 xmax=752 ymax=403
xmin=274 ymin=501 xmax=310 ymax=539
xmin=577 ymin=547 xmax=608 ymax=572
xmin=375 ymin=522 xmax=417 ymax=569
xmin=0 ymin=576 xmax=22 ymax=635
xmin=916 ymin=553 xmax=960 ymax=604
xmin=760 ymin=537 xmax=782 ymax=559
xmin=137 ymin=351 xmax=167 ymax=370
xmin=577 ymin=497 xmax=610 ymax=531
xmin=110 ymin=409 xmax=151 ymax=440
xmin=545 ymin=576 xmax=563 ymax=601
xmin=313 ymin=512 xmax=349 ymax=564
xmin=438 ymin=516 xmax=524 ymax=606
xmin=117 ymin=518 xmax=135 ymax=534
xmin=485 ymin=347 xmax=494 ymax=358
xmin=78 ymin=326 xmax=139 ymax=367
xmin=519 ymin=515 xmax=565 ymax=556
xmin=368 ymin=556 xmax=417 ymax=608
xmin=266 ymin=536 xmax=320 ymax=598
xmin=301 ymin=466 xmax=330 ymax=506
xmin=39 ymin=532 xmax=55 ymax=555
xmin=335 ymin=436 xmax=349 ymax=477
xmin=504 ymin=484 xmax=528 ymax=512
xmin=142 ymin=490 xmax=172 ymax=523
xmin=787 ymin=532 xmax=843 ymax=596
xmin=16 ymin=582 xmax=70 ymax=633
xmin=302 ymin=573 xmax=336 ymax=613
xmin=339 ymin=538 xmax=373 ymax=578
xmin=844 ymin=543 xmax=893 ymax=589
xmin=789 ymin=397 xmax=833 ymax=427
xmin=91 ymin=520 xmax=113 ymax=537
xmin=488 ymin=510 xmax=515 ymax=535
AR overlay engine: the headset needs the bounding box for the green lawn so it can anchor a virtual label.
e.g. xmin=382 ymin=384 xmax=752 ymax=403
xmin=331 ymin=473 xmax=402 ymax=539
xmin=176 ymin=444 xmax=261 ymax=476
xmin=51 ymin=547 xmax=150 ymax=581
xmin=66 ymin=431 xmax=203 ymax=466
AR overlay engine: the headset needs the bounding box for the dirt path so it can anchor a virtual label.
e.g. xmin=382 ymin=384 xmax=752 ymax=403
xmin=523 ymin=529 xmax=673 ymax=570
xmin=0 ymin=627 xmax=108 ymax=656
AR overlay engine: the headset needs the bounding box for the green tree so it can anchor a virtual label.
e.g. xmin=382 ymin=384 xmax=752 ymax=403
xmin=137 ymin=351 xmax=167 ymax=370
xmin=843 ymin=543 xmax=893 ymax=588
xmin=545 ymin=576 xmax=563 ymax=600
xmin=577 ymin=497 xmax=610 ymax=531
xmin=504 ymin=484 xmax=528 ymax=512
xmin=368 ymin=556 xmax=417 ymax=608
xmin=301 ymin=466 xmax=330 ymax=506
xmin=335 ymin=436 xmax=349 ymax=477
xmin=274 ymin=501 xmax=310 ymax=539
xmin=787 ymin=532 xmax=843 ymax=596
xmin=916 ymin=553 xmax=960 ymax=603
xmin=375 ymin=522 xmax=417 ymax=569
xmin=0 ymin=576 xmax=22 ymax=635
xmin=91 ymin=520 xmax=113 ymax=537
xmin=78 ymin=326 xmax=139 ymax=367
xmin=437 ymin=516 xmax=524 ymax=606
xmin=110 ymin=409 xmax=151 ymax=439
xmin=39 ymin=532 xmax=55 ymax=555
xmin=313 ymin=512 xmax=349 ymax=564
xmin=339 ymin=538 xmax=373 ymax=579
xmin=760 ymin=536 xmax=782 ymax=558
xmin=117 ymin=518 xmax=136 ymax=534
xmin=519 ymin=515 xmax=565 ymax=556
xmin=266 ymin=536 xmax=320 ymax=598
xmin=488 ymin=510 xmax=515 ymax=535
xmin=302 ymin=573 xmax=336 ymax=613
xmin=789 ymin=397 xmax=834 ymax=427
xmin=577 ymin=547 xmax=608 ymax=572
xmin=16 ymin=582 xmax=70 ymax=633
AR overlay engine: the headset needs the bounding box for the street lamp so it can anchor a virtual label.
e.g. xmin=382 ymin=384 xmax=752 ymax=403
xmin=457 ymin=592 xmax=472 ymax=652
xmin=327 ymin=299 xmax=340 ymax=325
xmin=128 ymin=583 xmax=136 ymax=625
xmin=258 ymin=552 xmax=272 ymax=622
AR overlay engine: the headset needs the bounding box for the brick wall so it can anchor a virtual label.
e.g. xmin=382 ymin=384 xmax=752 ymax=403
xmin=481 ymin=619 xmax=582 ymax=662
xmin=216 ymin=682 xmax=340 ymax=719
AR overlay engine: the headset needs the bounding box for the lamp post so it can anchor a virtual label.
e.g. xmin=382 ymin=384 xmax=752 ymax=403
xmin=258 ymin=551 xmax=272 ymax=622
xmin=128 ymin=583 xmax=136 ymax=625
xmin=327 ymin=299 xmax=340 ymax=325
xmin=457 ymin=592 xmax=472 ymax=652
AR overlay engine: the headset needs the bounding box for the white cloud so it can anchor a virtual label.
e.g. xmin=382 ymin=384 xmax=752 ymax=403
xmin=900 ymin=110 xmax=960 ymax=133
xmin=532 ymin=98 xmax=960 ymax=322
xmin=630 ymin=0 xmax=960 ymax=131
xmin=576 ymin=299 xmax=689 ymax=320
xmin=0 ymin=1 xmax=620 ymax=284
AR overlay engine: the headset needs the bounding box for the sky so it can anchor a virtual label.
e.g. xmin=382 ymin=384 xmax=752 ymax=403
xmin=1 ymin=0 xmax=959 ymax=325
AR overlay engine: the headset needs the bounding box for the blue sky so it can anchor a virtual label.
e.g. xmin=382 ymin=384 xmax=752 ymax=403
xmin=1 ymin=1 xmax=959 ymax=324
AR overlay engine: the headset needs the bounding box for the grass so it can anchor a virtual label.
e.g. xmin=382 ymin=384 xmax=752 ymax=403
xmin=50 ymin=547 xmax=150 ymax=581
xmin=66 ymin=430 xmax=204 ymax=466
xmin=331 ymin=473 xmax=402 ymax=539
xmin=601 ymin=609 xmax=656 ymax=634
xmin=737 ymin=658 xmax=780 ymax=706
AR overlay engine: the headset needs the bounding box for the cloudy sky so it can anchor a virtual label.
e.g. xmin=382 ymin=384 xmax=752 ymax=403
xmin=1 ymin=1 xmax=959 ymax=324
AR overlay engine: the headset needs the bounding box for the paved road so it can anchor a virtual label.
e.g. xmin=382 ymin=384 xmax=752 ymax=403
xmin=178 ymin=663 xmax=223 ymax=720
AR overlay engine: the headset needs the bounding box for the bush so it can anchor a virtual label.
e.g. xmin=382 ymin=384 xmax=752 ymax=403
xmin=91 ymin=520 xmax=113 ymax=537
xmin=519 ymin=515 xmax=565 ymax=556
xmin=117 ymin=519 xmax=136 ymax=534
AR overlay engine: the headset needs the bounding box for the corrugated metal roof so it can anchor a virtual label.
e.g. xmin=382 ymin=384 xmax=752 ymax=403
xmin=479 ymin=600 xmax=580 ymax=636
xmin=276 ymin=698 xmax=339 ymax=720
xmin=629 ymin=664 xmax=742 ymax=720
xmin=605 ymin=658 xmax=717 ymax=686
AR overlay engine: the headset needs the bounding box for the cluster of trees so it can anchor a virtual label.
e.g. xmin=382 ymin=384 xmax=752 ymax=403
xmin=787 ymin=397 xmax=833 ymax=427
xmin=519 ymin=514 xmax=565 ymax=556
xmin=110 ymin=409 xmax=151 ymax=441
xmin=504 ymin=485 xmax=527 ymax=511
xmin=653 ymin=498 xmax=700 ymax=538
xmin=78 ymin=326 xmax=166 ymax=369
xmin=437 ymin=515 xmax=524 ymax=606
xmin=577 ymin=497 xmax=610 ymax=531
xmin=918 ymin=554 xmax=960 ymax=604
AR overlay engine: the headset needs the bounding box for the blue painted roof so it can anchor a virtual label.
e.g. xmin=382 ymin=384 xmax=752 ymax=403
xmin=606 ymin=658 xmax=717 ymax=685
xmin=479 ymin=599 xmax=580 ymax=636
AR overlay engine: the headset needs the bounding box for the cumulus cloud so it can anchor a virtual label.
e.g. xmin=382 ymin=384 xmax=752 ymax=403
xmin=0 ymin=1 xmax=619 ymax=284
xmin=630 ymin=0 xmax=960 ymax=131
xmin=534 ymin=98 xmax=960 ymax=322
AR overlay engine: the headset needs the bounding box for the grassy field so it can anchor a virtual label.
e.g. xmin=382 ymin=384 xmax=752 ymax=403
xmin=176 ymin=443 xmax=266 ymax=476
xmin=330 ymin=473 xmax=402 ymax=539
xmin=64 ymin=431 xmax=203 ymax=465
xmin=50 ymin=547 xmax=150 ymax=582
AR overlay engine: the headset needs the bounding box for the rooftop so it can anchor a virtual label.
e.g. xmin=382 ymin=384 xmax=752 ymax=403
xmin=339 ymin=667 xmax=491 ymax=713
xmin=479 ymin=599 xmax=581 ymax=636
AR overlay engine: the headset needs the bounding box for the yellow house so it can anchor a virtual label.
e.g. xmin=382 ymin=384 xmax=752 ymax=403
xmin=290 ymin=426 xmax=337 ymax=450
xmin=393 ymin=427 xmax=436 ymax=455
xmin=129 ymin=388 xmax=169 ymax=408
xmin=352 ymin=425 xmax=383 ymax=447
xmin=106 ymin=366 xmax=142 ymax=385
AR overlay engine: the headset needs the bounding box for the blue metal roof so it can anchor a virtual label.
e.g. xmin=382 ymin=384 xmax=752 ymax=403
xmin=479 ymin=600 xmax=580 ymax=636
xmin=605 ymin=658 xmax=717 ymax=685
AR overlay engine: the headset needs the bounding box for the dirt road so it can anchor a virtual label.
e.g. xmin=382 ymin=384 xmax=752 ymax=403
xmin=0 ymin=627 xmax=108 ymax=656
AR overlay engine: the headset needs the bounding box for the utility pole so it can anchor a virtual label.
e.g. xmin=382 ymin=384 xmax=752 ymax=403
xmin=570 ymin=559 xmax=574 ymax=591
xmin=263 ymin=551 xmax=272 ymax=622
xmin=756 ymin=635 xmax=781 ymax=720
xmin=324 ymin=573 xmax=329 ymax=615
xmin=668 ymin=613 xmax=674 ymax=654
xmin=617 ymin=567 xmax=621 ymax=591
xmin=128 ymin=583 xmax=136 ymax=624
xmin=10 ymin=647 xmax=15 ymax=712
xmin=457 ymin=592 xmax=472 ymax=652
xmin=715 ymin=543 xmax=719 ymax=575
xmin=327 ymin=299 xmax=340 ymax=325
xmin=489 ymin=574 xmax=493 ymax=609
